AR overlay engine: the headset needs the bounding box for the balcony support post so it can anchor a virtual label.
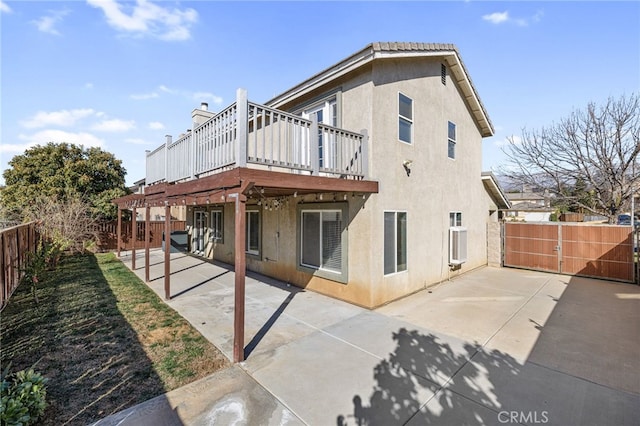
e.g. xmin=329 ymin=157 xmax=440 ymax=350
xmin=310 ymin=115 xmax=319 ymax=175
xmin=164 ymin=135 xmax=172 ymax=183
xmin=360 ymin=129 xmax=369 ymax=179
xmin=236 ymin=89 xmax=248 ymax=168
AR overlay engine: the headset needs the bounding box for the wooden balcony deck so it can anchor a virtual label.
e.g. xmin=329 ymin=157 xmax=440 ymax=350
xmin=146 ymin=89 xmax=369 ymax=186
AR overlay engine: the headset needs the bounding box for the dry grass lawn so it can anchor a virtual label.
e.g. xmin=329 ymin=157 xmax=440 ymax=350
xmin=0 ymin=252 xmax=229 ymax=425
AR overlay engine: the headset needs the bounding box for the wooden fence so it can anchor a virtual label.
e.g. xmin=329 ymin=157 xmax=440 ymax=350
xmin=504 ymin=222 xmax=635 ymax=283
xmin=1 ymin=222 xmax=39 ymax=311
xmin=95 ymin=221 xmax=187 ymax=251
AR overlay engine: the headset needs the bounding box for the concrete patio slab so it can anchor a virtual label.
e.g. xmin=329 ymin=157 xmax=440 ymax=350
xmin=107 ymin=250 xmax=640 ymax=426
xmin=93 ymin=365 xmax=303 ymax=426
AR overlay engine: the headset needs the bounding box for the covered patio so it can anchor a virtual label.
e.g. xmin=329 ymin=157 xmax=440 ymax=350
xmin=113 ymin=167 xmax=378 ymax=363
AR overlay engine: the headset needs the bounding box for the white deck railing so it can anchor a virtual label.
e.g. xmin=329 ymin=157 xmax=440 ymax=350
xmin=145 ymin=89 xmax=368 ymax=185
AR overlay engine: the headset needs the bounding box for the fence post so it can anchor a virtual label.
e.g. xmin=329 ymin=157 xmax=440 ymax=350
xmin=236 ymin=89 xmax=248 ymax=168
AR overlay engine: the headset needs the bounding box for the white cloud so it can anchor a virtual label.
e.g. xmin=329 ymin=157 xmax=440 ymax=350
xmin=91 ymin=119 xmax=136 ymax=132
xmin=32 ymin=9 xmax=70 ymax=35
xmin=482 ymin=10 xmax=543 ymax=27
xmin=130 ymin=91 xmax=159 ymax=100
xmin=483 ymin=11 xmax=509 ymax=24
xmin=148 ymin=121 xmax=164 ymax=130
xmin=18 ymin=130 xmax=104 ymax=149
xmin=84 ymin=82 xmax=94 ymax=89
xmin=20 ymin=109 xmax=96 ymax=128
xmin=0 ymin=142 xmax=39 ymax=154
xmin=131 ymin=85 xmax=223 ymax=105
xmin=87 ymin=0 xmax=198 ymax=41
xmin=0 ymin=1 xmax=12 ymax=14
xmin=193 ymin=92 xmax=223 ymax=105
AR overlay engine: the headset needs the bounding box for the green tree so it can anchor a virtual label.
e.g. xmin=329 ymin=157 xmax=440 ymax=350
xmin=1 ymin=143 xmax=129 ymax=221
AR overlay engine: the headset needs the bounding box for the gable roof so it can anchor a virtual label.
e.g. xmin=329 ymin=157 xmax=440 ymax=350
xmin=267 ymin=42 xmax=494 ymax=137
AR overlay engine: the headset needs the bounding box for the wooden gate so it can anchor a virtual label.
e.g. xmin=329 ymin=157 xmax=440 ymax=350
xmin=504 ymin=222 xmax=635 ymax=283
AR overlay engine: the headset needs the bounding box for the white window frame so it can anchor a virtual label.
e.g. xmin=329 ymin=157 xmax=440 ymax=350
xmin=193 ymin=210 xmax=207 ymax=254
xmin=300 ymin=209 xmax=342 ymax=273
xmin=296 ymin=202 xmax=348 ymax=283
xmin=303 ymin=98 xmax=338 ymax=169
xmin=384 ymin=210 xmax=408 ymax=276
xmin=246 ymin=209 xmax=260 ymax=256
xmin=449 ymin=211 xmax=462 ymax=227
xmin=210 ymin=209 xmax=223 ymax=243
xmin=448 ymin=121 xmax=456 ymax=159
xmin=398 ymin=92 xmax=413 ymax=144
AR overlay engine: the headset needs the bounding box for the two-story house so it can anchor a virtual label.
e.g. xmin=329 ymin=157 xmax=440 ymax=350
xmin=115 ymin=42 xmax=508 ymax=310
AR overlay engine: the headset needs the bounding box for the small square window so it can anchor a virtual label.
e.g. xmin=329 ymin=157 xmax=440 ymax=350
xmin=449 ymin=212 xmax=462 ymax=227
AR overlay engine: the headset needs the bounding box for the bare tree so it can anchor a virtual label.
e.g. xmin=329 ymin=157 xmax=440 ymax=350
xmin=501 ymin=93 xmax=640 ymax=222
xmin=22 ymin=194 xmax=98 ymax=254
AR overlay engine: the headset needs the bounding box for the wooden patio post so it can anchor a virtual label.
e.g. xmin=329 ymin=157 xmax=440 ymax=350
xmin=232 ymin=192 xmax=247 ymax=363
xmin=131 ymin=206 xmax=136 ymax=270
xmin=116 ymin=207 xmax=122 ymax=257
xmin=164 ymin=203 xmax=171 ymax=300
xmin=145 ymin=205 xmax=150 ymax=282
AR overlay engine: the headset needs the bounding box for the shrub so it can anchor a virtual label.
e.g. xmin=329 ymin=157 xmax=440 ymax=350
xmin=0 ymin=365 xmax=48 ymax=425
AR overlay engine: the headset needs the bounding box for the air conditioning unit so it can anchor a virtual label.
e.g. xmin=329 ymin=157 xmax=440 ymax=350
xmin=449 ymin=227 xmax=467 ymax=265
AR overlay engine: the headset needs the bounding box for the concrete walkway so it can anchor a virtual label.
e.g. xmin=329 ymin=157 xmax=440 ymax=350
xmin=95 ymin=249 xmax=640 ymax=425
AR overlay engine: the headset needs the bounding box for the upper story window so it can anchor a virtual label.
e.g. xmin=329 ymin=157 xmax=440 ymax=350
xmin=398 ymin=93 xmax=413 ymax=144
xmin=303 ymin=98 xmax=338 ymax=168
xmin=448 ymin=121 xmax=456 ymax=159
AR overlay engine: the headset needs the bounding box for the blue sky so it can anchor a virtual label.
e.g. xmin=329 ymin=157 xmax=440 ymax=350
xmin=1 ymin=1 xmax=638 ymax=186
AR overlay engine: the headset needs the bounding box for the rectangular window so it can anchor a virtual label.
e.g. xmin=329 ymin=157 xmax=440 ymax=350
xmin=441 ymin=64 xmax=447 ymax=85
xmin=210 ymin=209 xmax=223 ymax=243
xmin=448 ymin=121 xmax=456 ymax=159
xmin=449 ymin=212 xmax=462 ymax=227
xmin=246 ymin=210 xmax=260 ymax=255
xmin=384 ymin=211 xmax=407 ymax=275
xmin=398 ymin=93 xmax=413 ymax=144
xmin=301 ymin=210 xmax=342 ymax=272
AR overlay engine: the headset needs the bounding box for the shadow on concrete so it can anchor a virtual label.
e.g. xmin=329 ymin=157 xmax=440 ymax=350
xmin=527 ymin=275 xmax=640 ymax=395
xmin=171 ymin=270 xmax=231 ymax=299
xmin=337 ymin=328 xmax=520 ymax=425
xmin=244 ymin=291 xmax=298 ymax=359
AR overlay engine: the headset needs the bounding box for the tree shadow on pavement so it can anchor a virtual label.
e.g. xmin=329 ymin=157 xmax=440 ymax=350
xmin=337 ymin=328 xmax=521 ymax=425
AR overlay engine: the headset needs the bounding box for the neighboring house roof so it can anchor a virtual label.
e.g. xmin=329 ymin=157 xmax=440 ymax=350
xmin=507 ymin=192 xmax=545 ymax=202
xmin=267 ymin=42 xmax=494 ymax=137
xmin=507 ymin=201 xmax=554 ymax=212
xmin=482 ymin=172 xmax=511 ymax=210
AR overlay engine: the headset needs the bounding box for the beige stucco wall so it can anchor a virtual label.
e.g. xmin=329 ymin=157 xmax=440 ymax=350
xmin=184 ymin=55 xmax=493 ymax=309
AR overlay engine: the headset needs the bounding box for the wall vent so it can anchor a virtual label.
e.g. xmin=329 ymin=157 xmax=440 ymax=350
xmin=449 ymin=226 xmax=467 ymax=265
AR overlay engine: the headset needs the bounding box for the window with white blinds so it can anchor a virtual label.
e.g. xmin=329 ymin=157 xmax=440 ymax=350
xmin=301 ymin=210 xmax=342 ymax=273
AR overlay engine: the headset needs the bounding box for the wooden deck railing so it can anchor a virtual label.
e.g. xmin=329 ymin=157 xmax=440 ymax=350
xmin=1 ymin=222 xmax=39 ymax=311
xmin=146 ymin=89 xmax=368 ymax=185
